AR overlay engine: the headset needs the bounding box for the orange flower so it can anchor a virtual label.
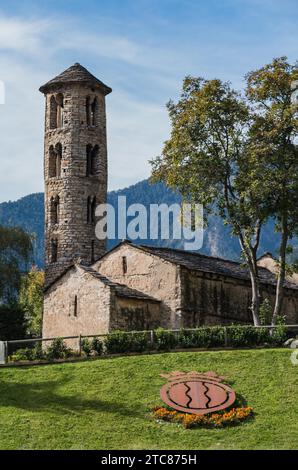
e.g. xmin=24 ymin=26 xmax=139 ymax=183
xmin=152 ymin=406 xmax=253 ymax=428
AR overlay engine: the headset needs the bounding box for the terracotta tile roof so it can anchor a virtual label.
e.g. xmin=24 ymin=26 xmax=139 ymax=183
xmin=39 ymin=63 xmax=112 ymax=95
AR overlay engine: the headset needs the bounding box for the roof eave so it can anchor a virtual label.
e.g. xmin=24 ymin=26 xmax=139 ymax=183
xmin=39 ymin=81 xmax=112 ymax=95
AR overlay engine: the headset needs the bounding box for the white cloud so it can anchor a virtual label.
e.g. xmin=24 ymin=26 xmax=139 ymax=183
xmin=1 ymin=4 xmax=298 ymax=203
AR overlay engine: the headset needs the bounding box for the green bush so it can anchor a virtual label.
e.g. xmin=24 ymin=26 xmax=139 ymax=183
xmin=10 ymin=347 xmax=34 ymax=362
xmin=10 ymin=342 xmax=44 ymax=362
xmin=271 ymin=316 xmax=287 ymax=345
xmin=104 ymin=331 xmax=149 ymax=354
xmin=81 ymin=338 xmax=92 ymax=356
xmin=46 ymin=338 xmax=72 ymax=360
xmin=154 ymin=328 xmax=177 ymax=350
xmin=178 ymin=327 xmax=225 ymax=348
xmin=259 ymin=298 xmax=272 ymax=325
xmin=91 ymin=337 xmax=104 ymax=355
xmin=227 ymin=326 xmax=270 ymax=347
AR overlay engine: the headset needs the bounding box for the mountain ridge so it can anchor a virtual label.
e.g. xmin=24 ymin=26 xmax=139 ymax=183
xmin=0 ymin=179 xmax=285 ymax=268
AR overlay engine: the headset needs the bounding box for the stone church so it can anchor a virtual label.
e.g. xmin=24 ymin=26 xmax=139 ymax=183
xmin=41 ymin=63 xmax=298 ymax=340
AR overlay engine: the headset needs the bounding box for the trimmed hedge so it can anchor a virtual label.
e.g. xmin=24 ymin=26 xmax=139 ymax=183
xmin=8 ymin=324 xmax=288 ymax=363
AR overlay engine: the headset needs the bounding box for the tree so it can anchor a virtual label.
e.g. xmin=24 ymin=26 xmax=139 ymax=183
xmin=151 ymin=77 xmax=270 ymax=325
xmin=0 ymin=225 xmax=32 ymax=303
xmin=0 ymin=304 xmax=27 ymax=340
xmin=245 ymin=57 xmax=298 ymax=323
xmin=19 ymin=268 xmax=44 ymax=337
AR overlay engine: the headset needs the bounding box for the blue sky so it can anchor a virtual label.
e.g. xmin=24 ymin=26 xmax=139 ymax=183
xmin=0 ymin=0 xmax=298 ymax=202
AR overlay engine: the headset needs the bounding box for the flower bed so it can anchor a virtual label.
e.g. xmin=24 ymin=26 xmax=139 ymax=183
xmin=152 ymin=405 xmax=254 ymax=428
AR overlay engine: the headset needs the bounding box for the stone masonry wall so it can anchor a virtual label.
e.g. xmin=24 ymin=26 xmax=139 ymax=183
xmin=43 ymin=265 xmax=112 ymax=343
xmin=43 ymin=84 xmax=108 ymax=287
xmin=111 ymin=297 xmax=161 ymax=331
xmin=94 ymin=244 xmax=182 ymax=328
xmin=179 ymin=268 xmax=298 ymax=326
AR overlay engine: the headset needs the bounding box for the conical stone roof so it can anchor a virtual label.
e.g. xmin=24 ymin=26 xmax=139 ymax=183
xmin=39 ymin=63 xmax=112 ymax=95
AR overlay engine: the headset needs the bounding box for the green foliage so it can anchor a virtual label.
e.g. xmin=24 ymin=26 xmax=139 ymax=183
xmin=150 ymin=75 xmax=271 ymax=325
xmin=10 ymin=342 xmax=44 ymax=362
xmin=259 ymin=298 xmax=272 ymax=325
xmin=91 ymin=337 xmax=104 ymax=355
xmin=178 ymin=327 xmax=225 ymax=348
xmin=271 ymin=315 xmax=287 ymax=345
xmin=0 ymin=303 xmax=27 ymax=340
xmin=19 ymin=269 xmax=44 ymax=337
xmin=46 ymin=338 xmax=72 ymax=360
xmin=227 ymin=326 xmax=271 ymax=347
xmin=104 ymin=331 xmax=149 ymax=354
xmin=81 ymin=338 xmax=92 ymax=356
xmin=0 ymin=225 xmax=32 ymax=303
xmin=246 ymin=57 xmax=298 ymax=318
xmin=154 ymin=328 xmax=177 ymax=350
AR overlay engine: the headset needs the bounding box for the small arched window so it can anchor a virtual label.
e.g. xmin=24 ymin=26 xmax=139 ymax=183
xmin=91 ymin=97 xmax=97 ymax=126
xmin=55 ymin=143 xmax=62 ymax=177
xmin=50 ymin=195 xmax=60 ymax=225
xmin=74 ymin=295 xmax=78 ymax=317
xmin=49 ymin=146 xmax=56 ymax=177
xmin=49 ymin=144 xmax=62 ymax=178
xmin=86 ymin=144 xmax=92 ymax=176
xmin=49 ymin=94 xmax=64 ymax=129
xmin=87 ymin=196 xmax=91 ymax=223
xmin=91 ymin=197 xmax=97 ymax=224
xmin=91 ymin=145 xmax=99 ymax=176
xmin=56 ymin=93 xmax=64 ymax=128
xmin=49 ymin=96 xmax=57 ymax=129
xmin=86 ymin=96 xmax=97 ymax=126
xmin=86 ymin=96 xmax=91 ymax=126
xmin=50 ymin=239 xmax=58 ymax=263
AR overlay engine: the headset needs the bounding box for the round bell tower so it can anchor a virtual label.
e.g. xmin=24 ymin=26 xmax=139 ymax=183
xmin=39 ymin=63 xmax=112 ymax=286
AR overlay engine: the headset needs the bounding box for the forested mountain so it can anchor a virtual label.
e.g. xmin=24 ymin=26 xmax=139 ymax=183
xmin=0 ymin=179 xmax=287 ymax=267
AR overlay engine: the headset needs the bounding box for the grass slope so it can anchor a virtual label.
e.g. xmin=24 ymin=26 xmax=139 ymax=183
xmin=0 ymin=349 xmax=297 ymax=450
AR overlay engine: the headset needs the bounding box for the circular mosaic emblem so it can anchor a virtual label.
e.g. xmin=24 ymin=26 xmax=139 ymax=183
xmin=160 ymin=371 xmax=236 ymax=415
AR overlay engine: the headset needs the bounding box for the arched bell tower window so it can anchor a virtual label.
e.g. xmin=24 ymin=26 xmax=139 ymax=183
xmin=87 ymin=196 xmax=96 ymax=223
xmin=86 ymin=144 xmax=99 ymax=176
xmin=87 ymin=196 xmax=91 ymax=223
xmin=86 ymin=144 xmax=92 ymax=176
xmin=49 ymin=94 xmax=64 ymax=129
xmin=91 ymin=196 xmax=96 ymax=223
xmin=91 ymin=97 xmax=97 ymax=126
xmin=86 ymin=96 xmax=97 ymax=126
xmin=55 ymin=143 xmax=62 ymax=177
xmin=91 ymin=145 xmax=99 ymax=175
xmin=49 ymin=146 xmax=56 ymax=177
xmin=50 ymin=195 xmax=60 ymax=225
xmin=49 ymin=143 xmax=62 ymax=178
xmin=50 ymin=238 xmax=58 ymax=263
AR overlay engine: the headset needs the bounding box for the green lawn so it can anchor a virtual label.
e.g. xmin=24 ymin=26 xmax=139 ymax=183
xmin=0 ymin=349 xmax=297 ymax=450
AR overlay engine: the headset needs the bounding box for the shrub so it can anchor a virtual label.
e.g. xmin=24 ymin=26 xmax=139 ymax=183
xmin=10 ymin=342 xmax=44 ymax=362
xmin=81 ymin=338 xmax=92 ymax=356
xmin=91 ymin=337 xmax=104 ymax=355
xmin=46 ymin=338 xmax=72 ymax=360
xmin=104 ymin=330 xmax=149 ymax=354
xmin=271 ymin=315 xmax=287 ymax=345
xmin=178 ymin=327 xmax=225 ymax=349
xmin=227 ymin=326 xmax=270 ymax=347
xmin=154 ymin=328 xmax=177 ymax=351
xmin=10 ymin=347 xmax=34 ymax=362
xmin=259 ymin=298 xmax=272 ymax=325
